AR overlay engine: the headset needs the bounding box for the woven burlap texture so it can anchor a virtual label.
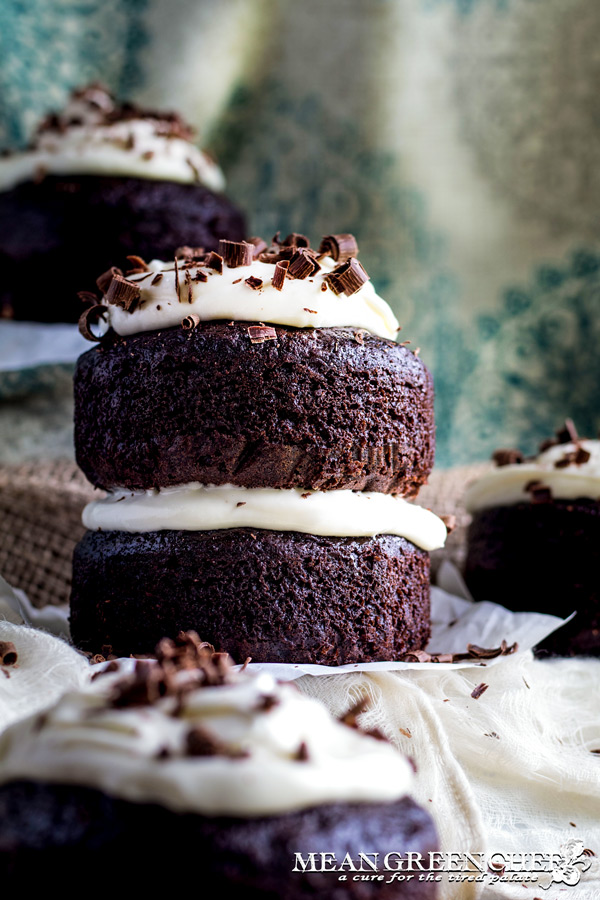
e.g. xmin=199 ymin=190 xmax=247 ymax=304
xmin=0 ymin=460 xmax=490 ymax=608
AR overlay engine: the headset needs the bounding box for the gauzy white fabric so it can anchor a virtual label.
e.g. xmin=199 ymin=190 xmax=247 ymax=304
xmin=1 ymin=579 xmax=599 ymax=899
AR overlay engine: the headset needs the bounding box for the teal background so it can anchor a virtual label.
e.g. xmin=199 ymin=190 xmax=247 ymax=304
xmin=1 ymin=0 xmax=599 ymax=466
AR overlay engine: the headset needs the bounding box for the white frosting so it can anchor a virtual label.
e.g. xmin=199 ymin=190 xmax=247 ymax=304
xmin=465 ymin=440 xmax=600 ymax=513
xmin=0 ymin=669 xmax=413 ymax=816
xmin=0 ymin=96 xmax=224 ymax=193
xmin=82 ymin=483 xmax=447 ymax=552
xmin=105 ymin=256 xmax=400 ymax=339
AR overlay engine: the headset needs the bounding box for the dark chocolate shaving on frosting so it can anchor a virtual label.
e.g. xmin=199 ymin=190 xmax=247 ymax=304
xmin=96 ymin=265 xmax=123 ymax=294
xmin=287 ymin=248 xmax=321 ymax=279
xmin=218 ymin=239 xmax=254 ymax=268
xmin=105 ymin=274 xmax=141 ymax=312
xmin=125 ymin=254 xmax=150 ymax=274
xmin=492 ymin=449 xmax=524 ymax=467
xmin=318 ymin=234 xmax=359 ymax=263
xmin=78 ymin=304 xmax=107 ymax=342
xmin=247 ymin=237 xmax=268 ymax=258
xmin=272 ymin=259 xmax=289 ymax=290
xmin=245 ymin=276 xmax=263 ymax=290
xmin=324 ymin=258 xmax=369 ymax=296
xmin=175 ymin=246 xmax=205 ymax=260
xmin=471 ymin=683 xmax=489 ymax=700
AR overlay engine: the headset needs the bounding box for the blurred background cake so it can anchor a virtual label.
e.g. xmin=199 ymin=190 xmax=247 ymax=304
xmin=464 ymin=421 xmax=600 ymax=656
xmin=0 ymin=634 xmax=438 ymax=893
xmin=70 ymin=234 xmax=447 ymax=662
xmin=0 ymin=84 xmax=245 ymax=322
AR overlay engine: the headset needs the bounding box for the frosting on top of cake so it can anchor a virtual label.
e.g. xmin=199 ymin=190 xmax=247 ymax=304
xmin=89 ymin=235 xmax=401 ymax=339
xmin=0 ymin=638 xmax=414 ymax=816
xmin=82 ymin=483 xmax=448 ymax=552
xmin=0 ymin=84 xmax=224 ymax=193
xmin=465 ymin=438 xmax=600 ymax=513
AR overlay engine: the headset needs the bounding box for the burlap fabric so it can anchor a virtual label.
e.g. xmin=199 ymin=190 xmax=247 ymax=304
xmin=0 ymin=460 xmax=490 ymax=608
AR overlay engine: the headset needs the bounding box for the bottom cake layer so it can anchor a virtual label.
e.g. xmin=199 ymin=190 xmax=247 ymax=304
xmin=465 ymin=499 xmax=600 ymax=656
xmin=70 ymin=528 xmax=431 ymax=663
xmin=0 ymin=781 xmax=438 ymax=896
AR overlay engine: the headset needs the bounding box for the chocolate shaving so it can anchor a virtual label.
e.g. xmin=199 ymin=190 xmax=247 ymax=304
xmin=471 ymin=683 xmax=489 ymax=700
xmin=205 ymin=251 xmax=223 ymax=274
xmin=324 ymin=258 xmax=369 ymax=296
xmin=247 ymin=237 xmax=268 ymax=258
xmin=525 ymin=481 xmax=553 ymax=504
xmin=295 ymin=741 xmax=310 ymax=762
xmin=287 ymin=248 xmax=320 ymax=279
xmin=186 ymin=726 xmax=249 ymax=759
xmin=175 ymin=246 xmax=205 ymax=260
xmin=556 ymin=418 xmax=579 ymax=444
xmin=105 ymin=274 xmax=141 ymax=313
xmin=555 ymin=445 xmax=591 ymax=468
xmin=78 ymin=304 xmax=108 ymax=342
xmin=0 ymin=642 xmax=17 ymax=666
xmin=255 ymin=694 xmax=280 ymax=712
xmin=182 ymin=313 xmax=201 ymax=330
xmin=318 ymin=233 xmax=358 ymax=263
xmin=272 ymin=259 xmax=289 ymax=290
xmin=492 ymin=448 xmax=524 ymax=467
xmin=248 ymin=325 xmax=277 ymax=344
xmin=96 ymin=265 xmax=123 ymax=294
xmin=440 ymin=514 xmax=457 ymax=534
xmin=245 ymin=276 xmax=263 ymax=290
xmin=218 ymin=239 xmax=254 ymax=268
xmin=403 ymin=640 xmax=518 ymax=665
xmin=125 ymin=254 xmax=149 ymax=274
xmin=151 ymin=272 xmax=163 ymax=286
xmin=77 ymin=290 xmax=99 ymax=308
xmin=338 ymin=696 xmax=370 ymax=728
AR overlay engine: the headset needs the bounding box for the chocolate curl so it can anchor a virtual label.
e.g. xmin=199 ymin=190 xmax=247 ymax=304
xmin=96 ymin=265 xmax=123 ymax=294
xmin=0 ymin=642 xmax=17 ymax=666
xmin=105 ymin=274 xmax=141 ymax=312
xmin=318 ymin=233 xmax=358 ymax=263
xmin=218 ymin=239 xmax=254 ymax=268
xmin=247 ymin=236 xmax=268 ymax=258
xmin=247 ymin=325 xmax=277 ymax=344
xmin=125 ymin=254 xmax=150 ymax=274
xmin=78 ymin=305 xmax=108 ymax=342
xmin=77 ymin=290 xmax=99 ymax=308
xmin=272 ymin=260 xmax=289 ymax=290
xmin=175 ymin=246 xmax=205 ymax=260
xmin=324 ymin=258 xmax=369 ymax=296
xmin=182 ymin=313 xmax=201 ymax=330
xmin=287 ymin=248 xmax=321 ymax=279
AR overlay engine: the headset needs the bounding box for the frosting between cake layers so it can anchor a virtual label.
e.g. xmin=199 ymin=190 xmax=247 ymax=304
xmin=464 ymin=440 xmax=600 ymax=513
xmin=0 ymin=99 xmax=224 ymax=193
xmin=105 ymin=257 xmax=401 ymax=339
xmin=82 ymin=483 xmax=447 ymax=551
xmin=0 ymin=669 xmax=414 ymax=816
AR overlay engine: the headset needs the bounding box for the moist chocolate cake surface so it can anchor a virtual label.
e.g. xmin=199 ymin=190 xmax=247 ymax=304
xmin=0 ymin=782 xmax=437 ymax=897
xmin=74 ymin=323 xmax=435 ymax=494
xmin=465 ymin=498 xmax=600 ymax=657
xmin=70 ymin=528 xmax=431 ymax=662
xmin=0 ymin=175 xmax=245 ymax=322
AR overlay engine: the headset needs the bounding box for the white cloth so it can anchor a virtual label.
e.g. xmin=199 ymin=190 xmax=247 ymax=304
xmin=1 ymin=573 xmax=599 ymax=899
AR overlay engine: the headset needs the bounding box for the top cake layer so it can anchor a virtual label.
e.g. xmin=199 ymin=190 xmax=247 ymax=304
xmin=0 ymin=84 xmax=224 ymax=192
xmin=75 ymin=234 xmax=435 ymax=495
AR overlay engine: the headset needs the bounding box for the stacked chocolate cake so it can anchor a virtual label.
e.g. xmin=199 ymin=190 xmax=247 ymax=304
xmin=0 ymin=84 xmax=244 ymax=322
xmin=71 ymin=233 xmax=447 ymax=662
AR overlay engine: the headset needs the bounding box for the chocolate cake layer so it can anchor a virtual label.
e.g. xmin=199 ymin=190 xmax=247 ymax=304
xmin=74 ymin=324 xmax=435 ymax=494
xmin=465 ymin=499 xmax=600 ymax=657
xmin=0 ymin=175 xmax=245 ymax=322
xmin=70 ymin=528 xmax=431 ymax=662
xmin=0 ymin=781 xmax=438 ymax=897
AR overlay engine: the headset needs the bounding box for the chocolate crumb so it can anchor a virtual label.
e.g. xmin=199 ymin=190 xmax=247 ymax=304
xmin=303 ymin=307 xmax=317 ymax=314
xmin=471 ymin=683 xmax=489 ymax=700
xmin=256 ymin=694 xmax=280 ymax=712
xmin=236 ymin=501 xmax=246 ymax=507
xmin=398 ymin=727 xmax=412 ymax=739
xmin=295 ymin=741 xmax=310 ymax=762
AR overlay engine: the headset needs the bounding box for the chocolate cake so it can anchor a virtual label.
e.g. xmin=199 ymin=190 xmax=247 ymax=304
xmin=0 ymin=635 xmax=439 ymax=895
xmin=0 ymin=85 xmax=245 ymax=322
xmin=464 ymin=421 xmax=600 ymax=656
xmin=71 ymin=233 xmax=447 ymax=662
